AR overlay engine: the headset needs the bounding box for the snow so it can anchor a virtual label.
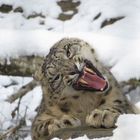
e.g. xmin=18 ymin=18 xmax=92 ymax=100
xmin=111 ymin=115 xmax=140 ymax=140
xmin=0 ymin=76 xmax=41 ymax=131
xmin=0 ymin=0 xmax=140 ymax=140
xmin=51 ymin=115 xmax=140 ymax=140
xmin=0 ymin=0 xmax=61 ymax=18
xmin=0 ymin=0 xmax=61 ymax=29
xmin=0 ymin=30 xmax=140 ymax=81
xmin=0 ymin=0 xmax=139 ymax=38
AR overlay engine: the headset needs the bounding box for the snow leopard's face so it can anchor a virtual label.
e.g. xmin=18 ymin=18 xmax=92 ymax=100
xmin=42 ymin=38 xmax=108 ymax=94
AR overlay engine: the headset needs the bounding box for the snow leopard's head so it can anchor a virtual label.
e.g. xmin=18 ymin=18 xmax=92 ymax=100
xmin=37 ymin=38 xmax=108 ymax=95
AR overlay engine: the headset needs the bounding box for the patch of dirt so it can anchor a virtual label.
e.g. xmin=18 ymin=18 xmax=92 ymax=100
xmin=101 ymin=16 xmax=125 ymax=28
xmin=0 ymin=4 xmax=13 ymax=13
xmin=93 ymin=12 xmax=102 ymax=21
xmin=27 ymin=13 xmax=45 ymax=19
xmin=13 ymin=7 xmax=24 ymax=13
xmin=57 ymin=0 xmax=80 ymax=21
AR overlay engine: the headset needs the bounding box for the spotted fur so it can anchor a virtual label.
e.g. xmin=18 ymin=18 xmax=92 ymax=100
xmin=31 ymin=38 xmax=135 ymax=140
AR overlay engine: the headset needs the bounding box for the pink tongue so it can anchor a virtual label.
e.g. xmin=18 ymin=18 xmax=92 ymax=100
xmin=82 ymin=72 xmax=106 ymax=90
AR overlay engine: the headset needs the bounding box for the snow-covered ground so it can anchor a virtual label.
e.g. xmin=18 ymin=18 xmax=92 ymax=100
xmin=1 ymin=30 xmax=140 ymax=81
xmin=0 ymin=0 xmax=140 ymax=140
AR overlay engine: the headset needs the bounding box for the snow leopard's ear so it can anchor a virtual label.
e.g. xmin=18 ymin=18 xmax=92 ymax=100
xmin=33 ymin=67 xmax=44 ymax=81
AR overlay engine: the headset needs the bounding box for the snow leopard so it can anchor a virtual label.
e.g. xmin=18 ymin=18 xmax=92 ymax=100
xmin=31 ymin=38 xmax=135 ymax=140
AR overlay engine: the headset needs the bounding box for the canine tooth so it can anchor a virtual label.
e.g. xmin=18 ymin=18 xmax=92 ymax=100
xmin=100 ymin=88 xmax=104 ymax=91
xmin=79 ymin=79 xmax=88 ymax=84
xmin=84 ymin=67 xmax=94 ymax=74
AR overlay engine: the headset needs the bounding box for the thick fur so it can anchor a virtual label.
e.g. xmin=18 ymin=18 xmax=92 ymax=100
xmin=31 ymin=38 xmax=135 ymax=140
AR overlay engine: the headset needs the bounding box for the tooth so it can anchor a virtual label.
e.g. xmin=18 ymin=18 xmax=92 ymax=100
xmin=84 ymin=67 xmax=94 ymax=74
xmin=79 ymin=78 xmax=88 ymax=84
xmin=100 ymin=88 xmax=104 ymax=91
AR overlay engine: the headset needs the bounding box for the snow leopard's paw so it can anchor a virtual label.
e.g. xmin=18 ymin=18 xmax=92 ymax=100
xmin=86 ymin=109 xmax=119 ymax=128
xmin=48 ymin=115 xmax=81 ymax=134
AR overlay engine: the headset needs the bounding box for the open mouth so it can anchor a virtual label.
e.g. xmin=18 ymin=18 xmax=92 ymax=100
xmin=73 ymin=60 xmax=109 ymax=92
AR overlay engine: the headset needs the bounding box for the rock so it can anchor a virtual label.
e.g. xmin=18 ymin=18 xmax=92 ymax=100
xmin=46 ymin=126 xmax=114 ymax=140
xmin=0 ymin=4 xmax=12 ymax=13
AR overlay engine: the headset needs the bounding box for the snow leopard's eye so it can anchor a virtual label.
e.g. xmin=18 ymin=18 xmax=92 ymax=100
xmin=64 ymin=44 xmax=71 ymax=58
xmin=66 ymin=48 xmax=71 ymax=57
xmin=54 ymin=74 xmax=60 ymax=81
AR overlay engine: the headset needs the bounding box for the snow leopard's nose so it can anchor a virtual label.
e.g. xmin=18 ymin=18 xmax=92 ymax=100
xmin=75 ymin=60 xmax=85 ymax=72
xmin=69 ymin=64 xmax=79 ymax=75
